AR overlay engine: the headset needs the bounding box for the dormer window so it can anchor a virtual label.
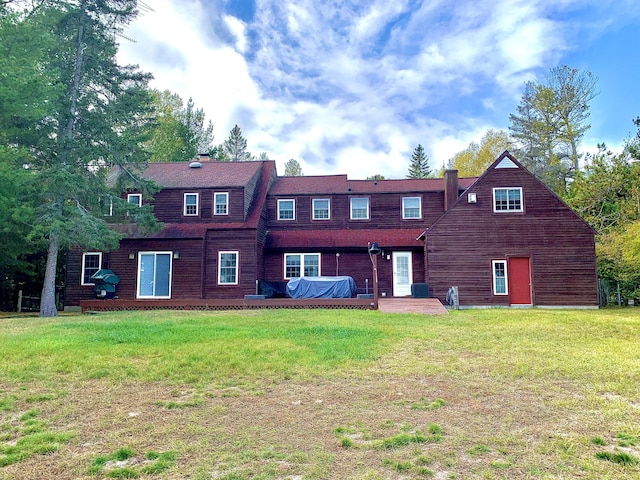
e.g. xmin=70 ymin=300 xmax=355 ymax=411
xmin=184 ymin=193 xmax=199 ymax=216
xmin=493 ymin=188 xmax=523 ymax=212
xmin=278 ymin=199 xmax=295 ymax=220
xmin=214 ymin=192 xmax=228 ymax=215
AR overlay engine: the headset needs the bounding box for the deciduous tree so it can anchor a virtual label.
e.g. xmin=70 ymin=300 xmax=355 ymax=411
xmin=147 ymin=90 xmax=214 ymax=162
xmin=284 ymin=158 xmax=303 ymax=176
xmin=450 ymin=129 xmax=511 ymax=176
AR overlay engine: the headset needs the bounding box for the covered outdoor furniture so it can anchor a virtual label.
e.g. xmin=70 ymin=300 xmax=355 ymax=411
xmin=286 ymin=276 xmax=357 ymax=299
xmin=90 ymin=269 xmax=120 ymax=299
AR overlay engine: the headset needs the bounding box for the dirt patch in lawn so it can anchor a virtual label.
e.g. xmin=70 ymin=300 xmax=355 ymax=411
xmin=3 ymin=369 xmax=635 ymax=480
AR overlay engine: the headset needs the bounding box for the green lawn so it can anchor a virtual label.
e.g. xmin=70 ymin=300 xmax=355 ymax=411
xmin=1 ymin=308 xmax=639 ymax=479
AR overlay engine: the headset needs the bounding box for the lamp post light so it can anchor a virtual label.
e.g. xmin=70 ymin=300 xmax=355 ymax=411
xmin=368 ymin=242 xmax=381 ymax=309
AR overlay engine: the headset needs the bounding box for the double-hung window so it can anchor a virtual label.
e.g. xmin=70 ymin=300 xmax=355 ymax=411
xmin=127 ymin=193 xmax=142 ymax=207
xmin=218 ymin=251 xmax=238 ymax=285
xmin=214 ymin=192 xmax=228 ymax=215
xmin=81 ymin=252 xmax=102 ymax=285
xmin=312 ymin=198 xmax=330 ymax=220
xmin=492 ymin=260 xmax=508 ymax=295
xmin=284 ymin=253 xmax=320 ymax=279
xmin=278 ymin=199 xmax=295 ymax=220
xmin=493 ymin=188 xmax=523 ymax=212
xmin=402 ymin=196 xmax=422 ymax=219
xmin=184 ymin=193 xmax=199 ymax=216
xmin=350 ymin=197 xmax=369 ymax=220
xmin=137 ymin=252 xmax=172 ymax=298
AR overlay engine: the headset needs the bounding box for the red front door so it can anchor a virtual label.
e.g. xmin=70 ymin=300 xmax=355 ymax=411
xmin=508 ymin=257 xmax=532 ymax=305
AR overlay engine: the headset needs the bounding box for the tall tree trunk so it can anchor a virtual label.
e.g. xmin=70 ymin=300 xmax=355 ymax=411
xmin=40 ymin=234 xmax=59 ymax=317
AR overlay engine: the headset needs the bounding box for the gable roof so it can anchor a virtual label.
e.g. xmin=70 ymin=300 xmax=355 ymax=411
xmin=419 ymin=150 xmax=594 ymax=238
xmin=269 ymin=175 xmax=477 ymax=195
xmin=119 ymin=160 xmax=267 ymax=189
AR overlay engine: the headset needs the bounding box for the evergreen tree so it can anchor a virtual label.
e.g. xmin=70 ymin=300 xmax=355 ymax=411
xmin=223 ymin=124 xmax=251 ymax=161
xmin=407 ymin=144 xmax=432 ymax=178
xmin=284 ymin=158 xmax=303 ymax=176
xmin=509 ymin=65 xmax=598 ymax=193
xmin=0 ymin=1 xmax=159 ymax=316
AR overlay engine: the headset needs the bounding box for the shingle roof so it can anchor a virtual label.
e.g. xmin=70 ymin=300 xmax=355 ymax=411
xmin=269 ymin=175 xmax=477 ymax=195
xmin=265 ymin=228 xmax=425 ymax=249
xmin=119 ymin=160 xmax=265 ymax=188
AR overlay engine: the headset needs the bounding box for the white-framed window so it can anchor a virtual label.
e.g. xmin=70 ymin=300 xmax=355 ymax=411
xmin=492 ymin=260 xmax=508 ymax=295
xmin=184 ymin=193 xmax=199 ymax=216
xmin=218 ymin=251 xmax=238 ymax=285
xmin=81 ymin=252 xmax=102 ymax=285
xmin=312 ymin=198 xmax=330 ymax=220
xmin=214 ymin=192 xmax=228 ymax=215
xmin=137 ymin=252 xmax=172 ymax=298
xmin=278 ymin=199 xmax=295 ymax=220
xmin=402 ymin=196 xmax=422 ymax=219
xmin=284 ymin=253 xmax=320 ymax=279
xmin=493 ymin=187 xmax=523 ymax=212
xmin=127 ymin=193 xmax=142 ymax=207
xmin=350 ymin=197 xmax=369 ymax=220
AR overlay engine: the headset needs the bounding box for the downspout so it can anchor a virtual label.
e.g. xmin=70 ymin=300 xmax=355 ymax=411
xmin=200 ymin=230 xmax=208 ymax=299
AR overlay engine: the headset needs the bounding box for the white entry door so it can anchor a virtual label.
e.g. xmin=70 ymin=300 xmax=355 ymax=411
xmin=392 ymin=251 xmax=412 ymax=296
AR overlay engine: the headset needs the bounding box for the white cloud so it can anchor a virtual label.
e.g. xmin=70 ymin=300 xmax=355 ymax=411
xmin=116 ymin=0 xmax=636 ymax=178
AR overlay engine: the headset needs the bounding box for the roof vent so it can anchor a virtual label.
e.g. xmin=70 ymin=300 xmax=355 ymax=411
xmin=189 ymin=161 xmax=202 ymax=168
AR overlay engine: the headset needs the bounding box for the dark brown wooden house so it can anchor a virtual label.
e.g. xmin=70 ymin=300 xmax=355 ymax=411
xmin=422 ymin=151 xmax=599 ymax=307
xmin=64 ymin=151 xmax=599 ymax=309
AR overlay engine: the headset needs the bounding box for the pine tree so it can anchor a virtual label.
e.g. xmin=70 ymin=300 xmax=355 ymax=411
xmin=407 ymin=144 xmax=432 ymax=178
xmin=1 ymin=1 xmax=158 ymax=316
xmin=223 ymin=124 xmax=251 ymax=161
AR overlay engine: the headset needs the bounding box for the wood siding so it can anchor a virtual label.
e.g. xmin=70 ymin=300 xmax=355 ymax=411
xmin=425 ymin=163 xmax=598 ymax=306
xmin=266 ymin=191 xmax=446 ymax=231
xmin=263 ymin=248 xmax=424 ymax=297
xmin=145 ymin=188 xmax=247 ymax=223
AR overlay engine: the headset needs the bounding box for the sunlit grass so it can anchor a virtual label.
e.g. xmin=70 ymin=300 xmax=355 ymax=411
xmin=1 ymin=307 xmax=640 ymax=478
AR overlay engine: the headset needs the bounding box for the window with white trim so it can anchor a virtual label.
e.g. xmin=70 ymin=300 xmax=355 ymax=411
xmin=278 ymin=199 xmax=295 ymax=220
xmin=493 ymin=188 xmax=523 ymax=212
xmin=137 ymin=252 xmax=172 ymax=298
xmin=127 ymin=193 xmax=142 ymax=207
xmin=284 ymin=253 xmax=320 ymax=279
xmin=312 ymin=198 xmax=330 ymax=220
xmin=350 ymin=197 xmax=369 ymax=220
xmin=492 ymin=260 xmax=508 ymax=295
xmin=81 ymin=252 xmax=102 ymax=285
xmin=218 ymin=251 xmax=238 ymax=285
xmin=214 ymin=192 xmax=228 ymax=215
xmin=184 ymin=193 xmax=199 ymax=216
xmin=402 ymin=196 xmax=422 ymax=219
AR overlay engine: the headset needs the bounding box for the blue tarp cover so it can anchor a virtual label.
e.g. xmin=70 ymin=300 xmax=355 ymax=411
xmin=286 ymin=276 xmax=357 ymax=299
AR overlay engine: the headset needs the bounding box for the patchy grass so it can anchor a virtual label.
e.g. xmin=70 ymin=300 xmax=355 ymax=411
xmin=0 ymin=307 xmax=639 ymax=478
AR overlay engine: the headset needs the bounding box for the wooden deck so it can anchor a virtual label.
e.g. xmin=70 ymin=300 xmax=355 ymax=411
xmin=378 ymin=298 xmax=448 ymax=315
xmin=79 ymin=297 xmax=447 ymax=314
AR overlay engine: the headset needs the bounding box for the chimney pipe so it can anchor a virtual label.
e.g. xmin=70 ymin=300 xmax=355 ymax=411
xmin=444 ymin=169 xmax=459 ymax=211
xmin=198 ymin=153 xmax=210 ymax=161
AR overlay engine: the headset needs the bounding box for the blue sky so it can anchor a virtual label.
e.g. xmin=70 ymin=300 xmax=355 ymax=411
xmin=119 ymin=0 xmax=640 ymax=178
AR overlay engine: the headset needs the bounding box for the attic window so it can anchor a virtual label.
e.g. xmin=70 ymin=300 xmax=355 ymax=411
xmin=127 ymin=193 xmax=142 ymax=207
xmin=495 ymin=157 xmax=518 ymax=169
xmin=493 ymin=188 xmax=523 ymax=213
